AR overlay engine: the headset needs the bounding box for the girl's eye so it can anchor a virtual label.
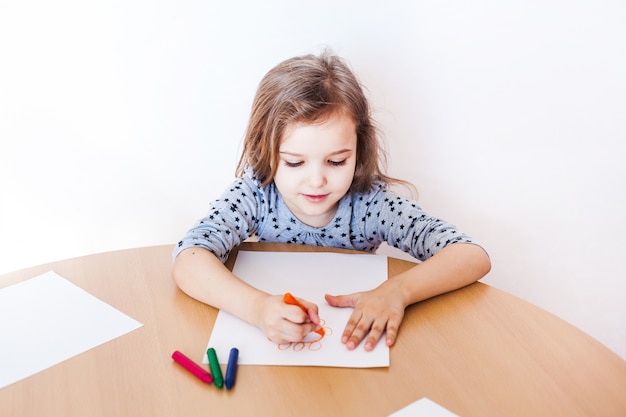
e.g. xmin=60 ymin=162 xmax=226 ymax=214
xmin=329 ymin=160 xmax=346 ymax=166
xmin=284 ymin=161 xmax=303 ymax=168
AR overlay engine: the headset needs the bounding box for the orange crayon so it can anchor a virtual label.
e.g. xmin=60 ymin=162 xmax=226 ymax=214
xmin=283 ymin=292 xmax=325 ymax=337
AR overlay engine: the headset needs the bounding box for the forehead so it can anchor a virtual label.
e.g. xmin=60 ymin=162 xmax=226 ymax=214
xmin=280 ymin=113 xmax=357 ymax=150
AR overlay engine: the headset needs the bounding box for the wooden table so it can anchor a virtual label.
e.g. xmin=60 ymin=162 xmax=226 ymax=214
xmin=1 ymin=242 xmax=625 ymax=417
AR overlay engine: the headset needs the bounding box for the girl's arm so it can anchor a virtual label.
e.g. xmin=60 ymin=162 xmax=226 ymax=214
xmin=172 ymin=247 xmax=320 ymax=342
xmin=325 ymin=242 xmax=491 ymax=351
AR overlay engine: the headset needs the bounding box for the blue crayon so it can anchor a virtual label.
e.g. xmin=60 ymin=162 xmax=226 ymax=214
xmin=225 ymin=348 xmax=239 ymax=390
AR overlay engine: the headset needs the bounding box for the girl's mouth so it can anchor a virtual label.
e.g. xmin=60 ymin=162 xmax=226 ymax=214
xmin=303 ymin=194 xmax=329 ymax=203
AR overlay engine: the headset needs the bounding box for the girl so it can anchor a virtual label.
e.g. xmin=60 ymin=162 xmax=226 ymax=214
xmin=172 ymin=50 xmax=491 ymax=352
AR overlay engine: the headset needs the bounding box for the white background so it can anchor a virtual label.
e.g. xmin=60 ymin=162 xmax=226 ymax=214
xmin=1 ymin=1 xmax=624 ymax=359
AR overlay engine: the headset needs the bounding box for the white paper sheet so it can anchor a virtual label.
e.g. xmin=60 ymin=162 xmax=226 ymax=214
xmin=389 ymin=397 xmax=460 ymax=416
xmin=0 ymin=271 xmax=143 ymax=388
xmin=206 ymin=251 xmax=389 ymax=368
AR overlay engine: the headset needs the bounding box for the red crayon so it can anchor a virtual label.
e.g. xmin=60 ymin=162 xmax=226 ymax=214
xmin=172 ymin=350 xmax=213 ymax=384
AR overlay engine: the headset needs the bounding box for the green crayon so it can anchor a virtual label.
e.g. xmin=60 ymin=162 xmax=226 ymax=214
xmin=207 ymin=348 xmax=224 ymax=388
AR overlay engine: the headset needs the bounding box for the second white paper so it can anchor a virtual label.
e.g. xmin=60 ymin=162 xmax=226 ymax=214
xmin=206 ymin=250 xmax=390 ymax=368
xmin=0 ymin=271 xmax=143 ymax=389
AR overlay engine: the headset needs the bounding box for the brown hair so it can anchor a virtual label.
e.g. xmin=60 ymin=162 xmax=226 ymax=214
xmin=235 ymin=50 xmax=405 ymax=194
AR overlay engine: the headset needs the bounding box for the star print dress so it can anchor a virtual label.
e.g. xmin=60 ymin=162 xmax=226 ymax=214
xmin=173 ymin=169 xmax=476 ymax=262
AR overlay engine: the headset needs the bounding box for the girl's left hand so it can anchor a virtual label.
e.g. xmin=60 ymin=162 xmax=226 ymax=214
xmin=324 ymin=279 xmax=406 ymax=351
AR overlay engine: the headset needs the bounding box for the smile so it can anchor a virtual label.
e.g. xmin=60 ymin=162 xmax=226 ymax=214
xmin=302 ymin=194 xmax=330 ymax=203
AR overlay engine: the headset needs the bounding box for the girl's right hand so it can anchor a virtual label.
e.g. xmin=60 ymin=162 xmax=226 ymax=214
xmin=255 ymin=294 xmax=321 ymax=344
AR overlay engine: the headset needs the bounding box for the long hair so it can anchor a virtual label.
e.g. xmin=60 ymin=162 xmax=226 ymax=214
xmin=235 ymin=50 xmax=404 ymax=194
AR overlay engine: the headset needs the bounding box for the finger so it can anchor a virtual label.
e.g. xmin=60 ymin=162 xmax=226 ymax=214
xmin=325 ymin=292 xmax=359 ymax=308
xmin=345 ymin=325 xmax=368 ymax=350
xmin=275 ymin=320 xmax=319 ymax=343
xmin=339 ymin=309 xmax=361 ymax=345
xmin=384 ymin=316 xmax=401 ymax=347
xmin=363 ymin=318 xmax=388 ymax=352
xmin=284 ymin=302 xmax=320 ymax=325
xmin=283 ymin=305 xmax=310 ymax=324
xmin=291 ymin=322 xmax=320 ymax=341
xmin=343 ymin=312 xmax=373 ymax=350
xmin=299 ymin=300 xmax=320 ymax=325
xmin=306 ymin=308 xmax=320 ymax=325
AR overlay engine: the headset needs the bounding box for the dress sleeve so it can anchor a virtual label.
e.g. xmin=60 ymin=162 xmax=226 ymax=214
xmin=172 ymin=176 xmax=264 ymax=262
xmin=367 ymin=189 xmax=476 ymax=261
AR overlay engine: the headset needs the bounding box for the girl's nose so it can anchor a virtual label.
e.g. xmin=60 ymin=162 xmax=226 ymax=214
xmin=308 ymin=168 xmax=327 ymax=188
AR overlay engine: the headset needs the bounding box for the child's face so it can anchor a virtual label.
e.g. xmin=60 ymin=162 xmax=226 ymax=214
xmin=274 ymin=112 xmax=357 ymax=228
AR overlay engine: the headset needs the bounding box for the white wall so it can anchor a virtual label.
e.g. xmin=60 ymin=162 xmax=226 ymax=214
xmin=1 ymin=1 xmax=624 ymax=358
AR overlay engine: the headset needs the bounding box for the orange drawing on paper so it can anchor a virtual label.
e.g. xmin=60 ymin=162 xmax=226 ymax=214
xmin=277 ymin=319 xmax=333 ymax=352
